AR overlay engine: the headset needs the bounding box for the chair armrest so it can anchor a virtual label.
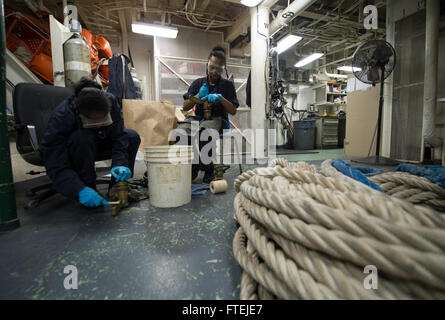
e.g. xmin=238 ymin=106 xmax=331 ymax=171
xmin=27 ymin=125 xmax=39 ymax=151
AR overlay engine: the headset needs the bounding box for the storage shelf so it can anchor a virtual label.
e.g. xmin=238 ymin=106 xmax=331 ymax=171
xmin=315 ymin=82 xmax=347 ymax=109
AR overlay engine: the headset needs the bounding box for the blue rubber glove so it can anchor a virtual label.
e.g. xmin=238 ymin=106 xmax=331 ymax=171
xmin=202 ymin=93 xmax=222 ymax=103
xmin=111 ymin=166 xmax=132 ymax=182
xmin=196 ymin=83 xmax=209 ymax=100
xmin=78 ymin=187 xmax=110 ymax=207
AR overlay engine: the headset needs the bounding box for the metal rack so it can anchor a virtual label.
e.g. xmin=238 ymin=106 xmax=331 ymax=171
xmin=312 ymin=81 xmax=347 ymax=149
xmin=314 ymin=81 xmax=347 ymax=115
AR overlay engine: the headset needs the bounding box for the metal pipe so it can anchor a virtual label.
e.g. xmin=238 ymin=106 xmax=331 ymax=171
xmin=422 ymin=0 xmax=441 ymax=151
xmin=62 ymin=0 xmax=69 ymax=28
xmin=317 ymin=55 xmax=354 ymax=70
xmin=230 ymin=43 xmax=251 ymax=58
xmin=382 ymin=0 xmax=395 ymax=158
xmin=325 ymin=37 xmax=370 ymax=56
xmin=23 ymin=0 xmax=38 ymax=14
xmin=269 ymin=0 xmax=317 ymax=36
xmin=38 ymin=0 xmax=51 ymax=14
xmin=157 ymin=57 xmax=190 ymax=87
xmin=236 ymin=79 xmax=248 ymax=93
xmin=250 ymin=5 xmax=269 ymax=158
xmin=157 ymin=55 xmax=251 ymax=69
xmin=0 ymin=0 xmax=19 ymax=230
xmin=319 ymin=57 xmax=348 ymax=79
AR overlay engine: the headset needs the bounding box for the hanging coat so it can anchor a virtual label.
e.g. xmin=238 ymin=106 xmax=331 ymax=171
xmin=107 ymin=54 xmax=137 ymax=101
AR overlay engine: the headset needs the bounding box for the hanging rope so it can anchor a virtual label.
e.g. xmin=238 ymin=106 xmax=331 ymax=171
xmin=233 ymin=158 xmax=445 ymax=300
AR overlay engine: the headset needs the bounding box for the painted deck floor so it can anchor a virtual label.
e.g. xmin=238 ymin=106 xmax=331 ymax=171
xmin=1 ymin=150 xmax=355 ymax=300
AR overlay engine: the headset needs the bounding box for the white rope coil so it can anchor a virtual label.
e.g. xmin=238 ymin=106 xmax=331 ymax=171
xmin=320 ymin=159 xmax=445 ymax=212
xmin=369 ymin=171 xmax=445 ymax=211
xmin=233 ymin=158 xmax=445 ymax=300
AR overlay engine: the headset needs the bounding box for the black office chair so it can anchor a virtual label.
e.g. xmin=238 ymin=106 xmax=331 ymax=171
xmin=13 ymin=83 xmax=112 ymax=209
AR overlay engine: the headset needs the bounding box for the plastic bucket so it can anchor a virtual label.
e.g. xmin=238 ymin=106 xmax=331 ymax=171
xmin=293 ymin=120 xmax=315 ymax=150
xmin=144 ymin=145 xmax=193 ymax=208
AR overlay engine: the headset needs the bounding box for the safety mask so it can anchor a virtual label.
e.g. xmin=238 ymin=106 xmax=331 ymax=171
xmin=79 ymin=113 xmax=113 ymax=129
xmin=207 ymin=61 xmax=224 ymax=76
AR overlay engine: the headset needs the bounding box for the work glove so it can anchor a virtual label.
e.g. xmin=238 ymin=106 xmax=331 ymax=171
xmin=111 ymin=166 xmax=132 ymax=182
xmin=202 ymin=93 xmax=222 ymax=103
xmin=78 ymin=187 xmax=110 ymax=208
xmin=196 ymin=83 xmax=209 ymax=100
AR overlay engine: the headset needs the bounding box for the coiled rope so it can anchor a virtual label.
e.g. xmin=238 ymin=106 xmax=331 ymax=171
xmin=320 ymin=160 xmax=445 ymax=212
xmin=233 ymin=158 xmax=445 ymax=300
xmin=370 ymin=172 xmax=445 ymax=211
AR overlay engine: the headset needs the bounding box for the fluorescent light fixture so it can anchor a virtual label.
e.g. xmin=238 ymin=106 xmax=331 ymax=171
xmin=240 ymin=0 xmax=264 ymax=7
xmin=337 ymin=66 xmax=362 ymax=72
xmin=132 ymin=22 xmax=178 ymax=39
xmin=294 ymin=53 xmax=324 ymax=68
xmin=327 ymin=73 xmax=348 ymax=79
xmin=275 ymin=35 xmax=302 ymax=54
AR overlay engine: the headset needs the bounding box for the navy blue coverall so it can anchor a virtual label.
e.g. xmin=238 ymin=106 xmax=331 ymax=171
xmin=40 ymin=92 xmax=141 ymax=200
xmin=183 ymin=76 xmax=239 ymax=126
xmin=179 ymin=77 xmax=239 ymax=173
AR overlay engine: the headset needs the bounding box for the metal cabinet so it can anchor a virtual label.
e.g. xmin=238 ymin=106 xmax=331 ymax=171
xmin=315 ymin=118 xmax=339 ymax=148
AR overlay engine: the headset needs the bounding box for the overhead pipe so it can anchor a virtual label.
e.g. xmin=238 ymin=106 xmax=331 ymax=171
xmin=24 ymin=0 xmax=38 ymax=14
xmin=269 ymin=0 xmax=318 ymax=37
xmin=62 ymin=0 xmax=69 ymax=28
xmin=230 ymin=43 xmax=251 ymax=58
xmin=422 ymin=0 xmax=441 ymax=151
xmin=317 ymin=57 xmax=348 ymax=80
xmin=261 ymin=0 xmax=280 ymax=8
xmin=38 ymin=0 xmax=51 ymax=14
xmin=24 ymin=0 xmax=51 ymax=16
xmin=317 ymin=55 xmax=354 ymax=70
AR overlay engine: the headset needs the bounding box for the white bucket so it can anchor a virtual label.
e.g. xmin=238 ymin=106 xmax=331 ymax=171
xmin=144 ymin=145 xmax=193 ymax=208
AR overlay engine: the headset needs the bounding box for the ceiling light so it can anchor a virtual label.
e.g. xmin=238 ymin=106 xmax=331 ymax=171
xmin=337 ymin=66 xmax=362 ymax=72
xmin=275 ymin=35 xmax=302 ymax=54
xmin=294 ymin=53 xmax=324 ymax=68
xmin=132 ymin=22 xmax=178 ymax=39
xmin=327 ymin=73 xmax=348 ymax=79
xmin=240 ymin=0 xmax=264 ymax=7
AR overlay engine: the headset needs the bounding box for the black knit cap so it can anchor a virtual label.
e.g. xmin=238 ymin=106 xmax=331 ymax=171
xmin=75 ymin=87 xmax=111 ymax=118
xmin=74 ymin=78 xmax=112 ymax=128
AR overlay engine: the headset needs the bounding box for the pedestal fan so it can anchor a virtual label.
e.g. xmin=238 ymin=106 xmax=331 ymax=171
xmin=351 ymin=39 xmax=399 ymax=166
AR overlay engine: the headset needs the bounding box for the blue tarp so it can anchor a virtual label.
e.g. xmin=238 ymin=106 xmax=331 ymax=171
xmin=331 ymin=159 xmax=383 ymax=192
xmin=354 ymin=166 xmax=384 ymax=177
xmin=396 ymin=164 xmax=445 ymax=188
xmin=192 ymin=183 xmax=210 ymax=196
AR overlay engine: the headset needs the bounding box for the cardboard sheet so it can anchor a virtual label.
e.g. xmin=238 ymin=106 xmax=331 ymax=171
xmin=122 ymin=100 xmax=180 ymax=151
xmin=344 ymin=84 xmax=380 ymax=158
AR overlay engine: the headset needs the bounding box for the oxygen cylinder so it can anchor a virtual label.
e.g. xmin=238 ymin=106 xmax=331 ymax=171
xmin=131 ymin=67 xmax=143 ymax=100
xmin=63 ymin=32 xmax=91 ymax=88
